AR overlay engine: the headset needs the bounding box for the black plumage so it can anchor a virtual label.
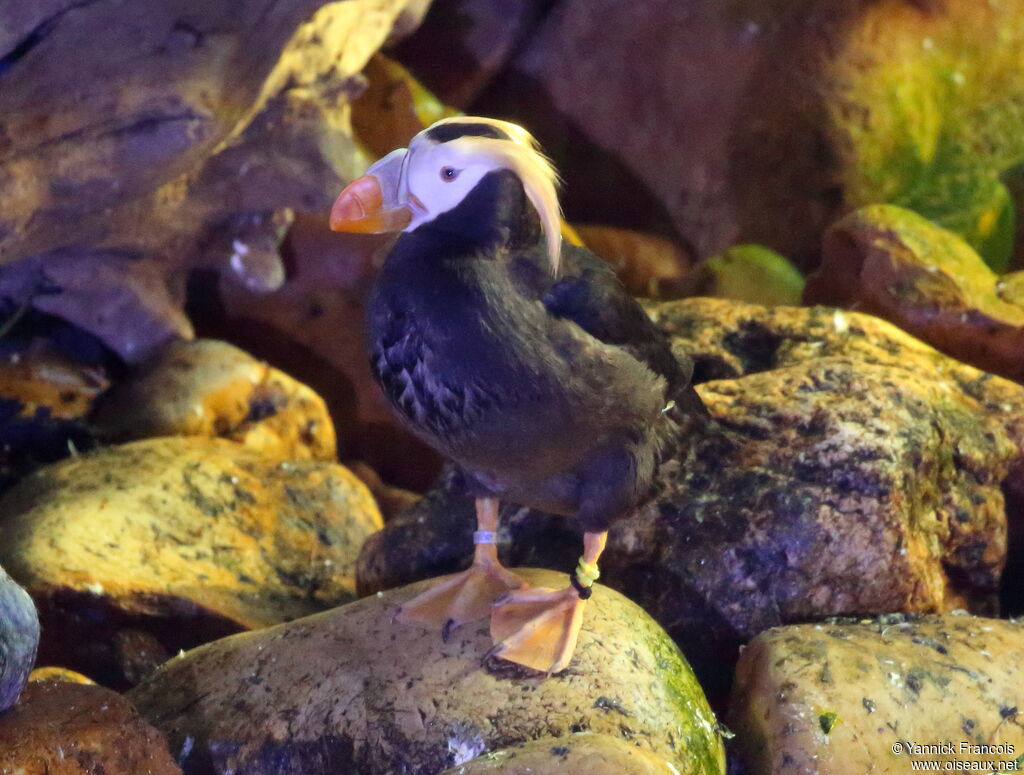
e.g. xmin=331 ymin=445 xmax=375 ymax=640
xmin=368 ymin=168 xmax=703 ymax=533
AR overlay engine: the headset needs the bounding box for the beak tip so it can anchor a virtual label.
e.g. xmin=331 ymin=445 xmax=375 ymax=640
xmin=328 ymin=172 xmax=411 ymax=234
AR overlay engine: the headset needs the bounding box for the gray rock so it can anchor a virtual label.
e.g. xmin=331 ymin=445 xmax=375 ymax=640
xmin=0 ymin=564 xmax=39 ymax=712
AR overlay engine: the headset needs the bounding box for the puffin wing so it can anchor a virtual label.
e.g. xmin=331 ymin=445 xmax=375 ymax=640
xmin=537 ymin=245 xmax=694 ymax=398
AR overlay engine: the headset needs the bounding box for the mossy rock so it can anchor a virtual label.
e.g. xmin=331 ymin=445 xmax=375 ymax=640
xmin=825 ymin=4 xmax=1024 ymax=270
xmin=807 ymin=203 xmax=1024 ymax=383
xmin=695 ymin=245 xmax=804 ymax=307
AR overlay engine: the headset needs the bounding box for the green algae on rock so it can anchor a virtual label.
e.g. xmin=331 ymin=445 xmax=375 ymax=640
xmin=819 ymin=4 xmax=1024 ymax=271
xmin=0 ymin=437 xmax=382 ymax=687
xmin=686 ymin=245 xmax=804 ymax=307
xmin=129 ymin=568 xmax=725 ymax=775
xmin=806 ymin=204 xmax=1024 ymax=384
xmin=728 ymin=614 xmax=1024 ymax=775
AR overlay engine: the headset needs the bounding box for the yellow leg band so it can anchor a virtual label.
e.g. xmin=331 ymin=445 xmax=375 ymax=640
xmin=575 ymin=557 xmax=600 ymax=588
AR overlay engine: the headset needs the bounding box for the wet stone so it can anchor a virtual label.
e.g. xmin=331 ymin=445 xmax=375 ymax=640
xmin=0 ymin=679 xmax=181 ymax=775
xmin=129 ymin=568 xmax=725 ymax=775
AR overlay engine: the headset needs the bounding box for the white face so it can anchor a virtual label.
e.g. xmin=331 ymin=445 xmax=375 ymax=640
xmin=401 ymin=140 xmax=502 ymax=231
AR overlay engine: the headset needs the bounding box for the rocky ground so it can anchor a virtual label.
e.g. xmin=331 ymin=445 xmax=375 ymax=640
xmin=1 ymin=1 xmax=1024 ymax=774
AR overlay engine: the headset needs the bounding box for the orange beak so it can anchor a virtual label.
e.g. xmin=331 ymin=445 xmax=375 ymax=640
xmin=329 ymin=174 xmax=413 ymax=234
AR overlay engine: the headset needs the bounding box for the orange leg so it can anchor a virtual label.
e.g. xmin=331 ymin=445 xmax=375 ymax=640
xmin=396 ymin=498 xmax=526 ymax=639
xmin=488 ymin=531 xmax=607 ymax=674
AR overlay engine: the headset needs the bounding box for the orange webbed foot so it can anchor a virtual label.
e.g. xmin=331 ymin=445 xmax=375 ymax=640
xmin=488 ymin=586 xmax=586 ymax=674
xmin=396 ymin=558 xmax=527 ymax=639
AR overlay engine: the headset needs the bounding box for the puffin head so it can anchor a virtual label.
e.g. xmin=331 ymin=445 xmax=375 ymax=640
xmin=330 ymin=117 xmax=563 ymax=273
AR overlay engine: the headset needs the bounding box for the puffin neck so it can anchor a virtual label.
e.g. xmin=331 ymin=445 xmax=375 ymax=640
xmin=414 ymin=169 xmax=542 ymax=259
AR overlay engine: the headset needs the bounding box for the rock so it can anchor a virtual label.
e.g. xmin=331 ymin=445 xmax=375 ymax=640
xmin=92 ymin=338 xmax=337 ymax=461
xmin=466 ymin=0 xmax=1024 ymax=266
xmin=0 ymin=337 xmax=109 ymax=421
xmin=129 ymin=568 xmax=724 ymax=775
xmin=684 ymin=245 xmax=805 ymax=307
xmin=392 ymin=0 xmax=552 ymax=109
xmin=573 ymin=225 xmax=693 ymax=299
xmin=0 ymin=437 xmax=382 ymax=687
xmin=806 ymin=204 xmax=1024 ymax=384
xmin=0 ymin=679 xmax=182 ymax=775
xmin=357 ymin=299 xmax=1024 ymax=697
xmin=348 ymin=461 xmax=422 ymax=522
xmin=351 ymin=54 xmax=456 ymax=159
xmin=0 ymin=251 xmax=195 ymax=363
xmin=0 ymin=0 xmax=425 ymax=362
xmin=0 ymin=564 xmax=38 ymax=712
xmin=438 ymin=733 xmax=684 ymax=775
xmin=728 ymin=614 xmax=1024 ymax=775
xmin=28 ymin=666 xmax=94 ymax=684
xmin=0 ymin=325 xmax=104 ymax=492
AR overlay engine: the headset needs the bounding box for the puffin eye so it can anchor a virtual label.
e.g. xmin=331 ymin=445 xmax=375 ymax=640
xmin=440 ymin=166 xmax=460 ymax=182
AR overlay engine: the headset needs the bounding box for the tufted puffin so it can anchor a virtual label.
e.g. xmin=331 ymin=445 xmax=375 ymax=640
xmin=330 ymin=116 xmax=704 ymax=674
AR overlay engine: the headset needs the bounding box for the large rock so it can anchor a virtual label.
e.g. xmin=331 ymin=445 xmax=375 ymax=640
xmin=728 ymin=614 xmax=1024 ymax=775
xmin=92 ymin=338 xmax=337 ymax=461
xmin=0 ymin=436 xmax=382 ymax=686
xmin=462 ymin=0 xmax=1024 ymax=267
xmin=0 ymin=0 xmax=425 ymax=361
xmin=357 ymin=299 xmax=1024 ymax=696
xmin=129 ymin=568 xmax=725 ymax=775
xmin=0 ymin=564 xmax=38 ymax=712
xmin=806 ymin=204 xmax=1024 ymax=384
xmin=0 ymin=679 xmax=182 ymax=775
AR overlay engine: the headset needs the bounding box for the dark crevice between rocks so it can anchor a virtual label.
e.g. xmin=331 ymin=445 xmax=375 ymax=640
xmin=689 ymin=354 xmax=739 ymax=385
xmin=721 ymin=322 xmax=784 ymax=376
xmin=34 ymin=588 xmax=246 ymax=691
xmin=1000 ymin=464 xmax=1024 ymax=617
xmin=0 ymin=0 xmax=104 ymax=78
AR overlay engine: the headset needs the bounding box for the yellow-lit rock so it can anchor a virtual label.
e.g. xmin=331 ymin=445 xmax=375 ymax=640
xmin=807 ymin=204 xmax=1024 ymax=384
xmin=28 ymin=667 xmax=94 ymax=685
xmin=0 ymin=437 xmax=382 ymax=685
xmin=573 ymin=224 xmax=692 ymax=299
xmin=92 ymin=338 xmax=337 ymax=461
